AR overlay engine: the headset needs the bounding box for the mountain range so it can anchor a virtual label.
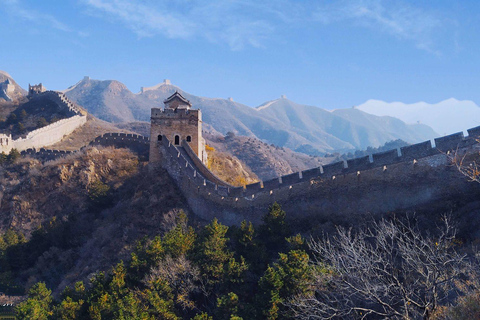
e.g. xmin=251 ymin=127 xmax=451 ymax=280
xmin=358 ymin=98 xmax=480 ymax=137
xmin=61 ymin=77 xmax=438 ymax=155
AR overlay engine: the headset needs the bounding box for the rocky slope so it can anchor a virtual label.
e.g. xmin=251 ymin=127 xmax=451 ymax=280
xmin=0 ymin=147 xmax=192 ymax=294
xmin=205 ymin=133 xmax=329 ymax=180
xmin=0 ymin=71 xmax=26 ymax=102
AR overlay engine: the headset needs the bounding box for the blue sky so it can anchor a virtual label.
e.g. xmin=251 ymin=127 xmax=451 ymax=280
xmin=1 ymin=0 xmax=479 ymax=109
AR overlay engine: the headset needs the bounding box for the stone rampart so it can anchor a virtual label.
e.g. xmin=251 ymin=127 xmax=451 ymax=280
xmin=21 ymin=133 xmax=150 ymax=161
xmin=400 ymin=141 xmax=435 ymax=159
xmin=157 ymin=134 xmax=480 ymax=225
xmin=0 ymin=90 xmax=86 ymax=153
xmin=346 ymin=155 xmax=372 ymax=172
xmin=90 ymin=133 xmax=150 ymax=158
xmin=322 ymin=161 xmax=346 ymax=177
xmin=13 ymin=115 xmax=87 ymax=151
xmin=372 ymin=149 xmax=399 ymax=166
xmin=154 ymin=126 xmax=480 ymax=225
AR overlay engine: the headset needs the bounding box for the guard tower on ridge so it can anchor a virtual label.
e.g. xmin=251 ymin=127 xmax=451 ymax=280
xmin=150 ymin=91 xmax=207 ymax=164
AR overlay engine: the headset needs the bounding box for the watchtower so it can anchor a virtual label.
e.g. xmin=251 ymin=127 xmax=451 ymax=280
xmin=150 ymin=91 xmax=207 ymax=164
xmin=28 ymin=83 xmax=46 ymax=97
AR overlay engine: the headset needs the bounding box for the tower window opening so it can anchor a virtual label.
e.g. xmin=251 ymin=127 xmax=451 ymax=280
xmin=174 ymin=135 xmax=180 ymax=145
xmin=186 ymin=135 xmax=192 ymax=142
xmin=157 ymin=135 xmax=162 ymax=141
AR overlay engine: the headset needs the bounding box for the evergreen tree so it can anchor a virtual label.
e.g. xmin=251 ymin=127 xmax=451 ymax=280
xmin=16 ymin=282 xmax=53 ymax=320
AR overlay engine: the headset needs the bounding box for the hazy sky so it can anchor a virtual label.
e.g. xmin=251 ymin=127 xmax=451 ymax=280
xmin=1 ymin=0 xmax=479 ymax=109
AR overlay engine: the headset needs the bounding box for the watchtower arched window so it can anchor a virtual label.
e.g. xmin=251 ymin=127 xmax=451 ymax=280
xmin=186 ymin=135 xmax=192 ymax=142
xmin=157 ymin=135 xmax=162 ymax=141
xmin=174 ymin=135 xmax=180 ymax=145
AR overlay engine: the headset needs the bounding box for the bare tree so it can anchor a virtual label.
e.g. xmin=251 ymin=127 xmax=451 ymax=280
xmin=289 ymin=217 xmax=476 ymax=320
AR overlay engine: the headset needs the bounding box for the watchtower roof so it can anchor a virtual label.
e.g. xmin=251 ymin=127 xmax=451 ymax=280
xmin=163 ymin=91 xmax=191 ymax=109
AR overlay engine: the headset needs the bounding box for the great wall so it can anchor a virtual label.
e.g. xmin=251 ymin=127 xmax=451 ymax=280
xmin=0 ymin=87 xmax=87 ymax=154
xmin=6 ymin=89 xmax=480 ymax=226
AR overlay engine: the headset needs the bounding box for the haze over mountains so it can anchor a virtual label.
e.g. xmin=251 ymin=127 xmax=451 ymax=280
xmin=358 ymin=99 xmax=480 ymax=137
xmin=61 ymin=76 xmax=438 ymax=155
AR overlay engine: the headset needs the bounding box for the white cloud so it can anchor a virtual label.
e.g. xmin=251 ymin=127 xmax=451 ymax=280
xmin=81 ymin=0 xmax=447 ymax=52
xmin=313 ymin=0 xmax=443 ymax=53
xmin=82 ymin=0 xmax=277 ymax=50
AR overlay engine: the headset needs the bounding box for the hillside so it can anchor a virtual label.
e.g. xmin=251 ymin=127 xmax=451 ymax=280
xmin=0 ymin=147 xmax=191 ymax=295
xmin=63 ymin=77 xmax=438 ymax=155
xmin=48 ymin=115 xmax=136 ymax=151
xmin=205 ymin=133 xmax=328 ymax=180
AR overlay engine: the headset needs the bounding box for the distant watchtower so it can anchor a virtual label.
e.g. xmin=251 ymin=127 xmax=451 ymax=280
xmin=28 ymin=83 xmax=46 ymax=97
xmin=150 ymin=91 xmax=207 ymax=164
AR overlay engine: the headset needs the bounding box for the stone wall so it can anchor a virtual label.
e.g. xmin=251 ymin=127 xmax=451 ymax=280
xmin=90 ymin=133 xmax=149 ymax=158
xmin=156 ymin=127 xmax=480 ymax=225
xmin=0 ymin=90 xmax=86 ymax=154
xmin=21 ymin=132 xmax=150 ymax=161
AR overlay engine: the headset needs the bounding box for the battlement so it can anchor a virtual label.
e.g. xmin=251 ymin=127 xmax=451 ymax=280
xmin=156 ymin=124 xmax=480 ymax=205
xmin=151 ymin=107 xmax=200 ymax=117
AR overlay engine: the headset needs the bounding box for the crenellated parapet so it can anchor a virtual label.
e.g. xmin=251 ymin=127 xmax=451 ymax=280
xmin=21 ymin=132 xmax=150 ymax=161
xmin=155 ymin=128 xmax=480 ymax=225
xmin=154 ymin=126 xmax=480 ymax=221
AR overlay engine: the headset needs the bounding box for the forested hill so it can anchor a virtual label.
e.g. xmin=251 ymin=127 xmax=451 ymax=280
xmin=0 ymin=144 xmax=480 ymax=318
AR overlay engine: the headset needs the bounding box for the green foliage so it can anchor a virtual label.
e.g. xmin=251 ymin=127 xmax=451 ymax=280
xmin=216 ymin=292 xmax=243 ymax=320
xmin=259 ymin=202 xmax=290 ymax=253
xmin=55 ymin=296 xmax=84 ymax=320
xmin=16 ymin=122 xmax=25 ymax=133
xmin=163 ymin=211 xmax=196 ymax=258
xmin=192 ymin=312 xmax=213 ymax=320
xmin=7 ymin=148 xmax=20 ymax=164
xmin=285 ymin=233 xmax=307 ymax=251
xmin=16 ymin=282 xmax=53 ymax=320
xmin=88 ymin=180 xmax=112 ymax=208
xmin=257 ymin=250 xmax=313 ymax=319
xmin=19 ymin=109 xmax=27 ymax=119
xmin=37 ymin=117 xmax=48 ymax=128
xmin=0 ymin=151 xmax=7 ymax=164
xmin=128 ymin=236 xmax=165 ymax=284
xmin=6 ymin=112 xmax=17 ymax=125
xmin=9 ymin=203 xmax=318 ymax=320
xmin=194 ymin=218 xmax=247 ymax=288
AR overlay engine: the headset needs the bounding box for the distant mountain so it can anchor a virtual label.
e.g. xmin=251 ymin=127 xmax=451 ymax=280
xmin=357 ymin=98 xmax=480 ymax=136
xmin=0 ymin=71 xmax=26 ymax=102
xmin=64 ymin=77 xmax=438 ymax=155
xmin=63 ymin=76 xmax=153 ymax=122
xmin=256 ymin=98 xmax=436 ymax=153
